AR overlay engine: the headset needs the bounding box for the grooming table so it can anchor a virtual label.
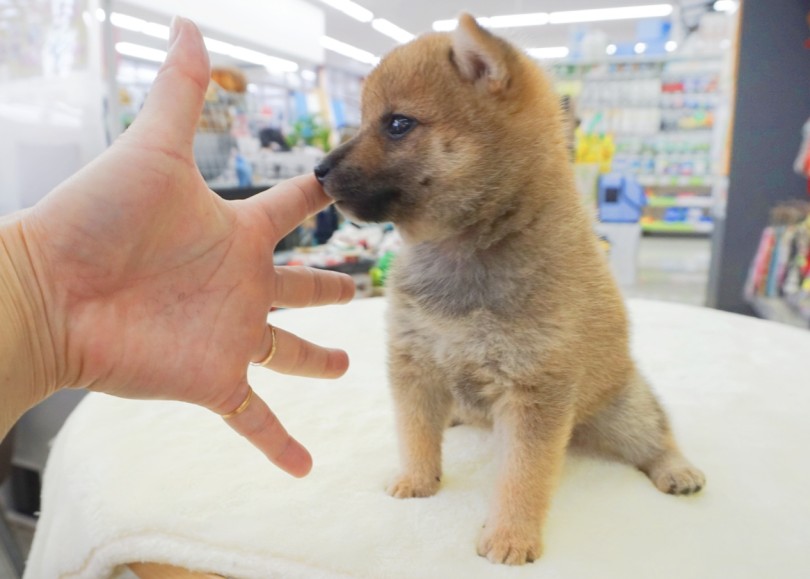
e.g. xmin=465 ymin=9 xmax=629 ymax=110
xmin=25 ymin=298 xmax=810 ymax=578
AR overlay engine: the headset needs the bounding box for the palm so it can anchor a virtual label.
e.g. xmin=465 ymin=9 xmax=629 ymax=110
xmin=29 ymin=139 xmax=273 ymax=409
xmin=15 ymin=18 xmax=352 ymax=477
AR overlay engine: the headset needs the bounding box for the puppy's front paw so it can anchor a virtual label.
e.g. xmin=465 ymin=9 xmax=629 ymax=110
xmin=477 ymin=525 xmax=541 ymax=565
xmin=647 ymin=456 xmax=706 ymax=496
xmin=654 ymin=463 xmax=706 ymax=495
xmin=386 ymin=473 xmax=440 ymax=498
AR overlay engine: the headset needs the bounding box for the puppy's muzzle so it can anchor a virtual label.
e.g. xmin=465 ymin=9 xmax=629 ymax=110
xmin=314 ymin=161 xmax=331 ymax=185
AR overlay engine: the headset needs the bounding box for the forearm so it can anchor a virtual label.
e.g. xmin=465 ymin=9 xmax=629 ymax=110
xmin=0 ymin=212 xmax=57 ymax=439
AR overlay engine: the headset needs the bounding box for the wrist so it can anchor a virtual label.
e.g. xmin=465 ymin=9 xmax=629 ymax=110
xmin=0 ymin=211 xmax=59 ymax=436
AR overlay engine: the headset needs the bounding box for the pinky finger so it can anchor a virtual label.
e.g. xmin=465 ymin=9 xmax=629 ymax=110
xmin=219 ymin=384 xmax=312 ymax=477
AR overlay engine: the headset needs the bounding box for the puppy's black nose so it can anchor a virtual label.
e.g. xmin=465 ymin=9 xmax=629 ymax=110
xmin=314 ymin=162 xmax=330 ymax=184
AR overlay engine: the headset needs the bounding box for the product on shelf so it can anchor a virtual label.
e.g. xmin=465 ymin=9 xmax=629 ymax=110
xmin=744 ymin=202 xmax=810 ymax=326
xmin=558 ymin=56 xmax=725 ymax=236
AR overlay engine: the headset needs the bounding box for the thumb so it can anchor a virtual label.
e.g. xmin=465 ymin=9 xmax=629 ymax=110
xmin=127 ymin=16 xmax=211 ymax=153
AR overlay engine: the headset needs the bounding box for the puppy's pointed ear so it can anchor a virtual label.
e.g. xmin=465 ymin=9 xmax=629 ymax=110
xmin=451 ymin=13 xmax=510 ymax=93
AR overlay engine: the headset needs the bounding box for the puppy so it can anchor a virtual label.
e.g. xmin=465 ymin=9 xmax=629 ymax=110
xmin=314 ymin=14 xmax=705 ymax=565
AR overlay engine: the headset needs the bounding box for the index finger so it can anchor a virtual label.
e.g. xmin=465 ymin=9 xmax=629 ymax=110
xmin=250 ymin=174 xmax=334 ymax=240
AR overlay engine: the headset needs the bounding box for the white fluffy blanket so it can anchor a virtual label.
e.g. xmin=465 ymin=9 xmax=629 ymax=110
xmin=25 ymin=299 xmax=810 ymax=578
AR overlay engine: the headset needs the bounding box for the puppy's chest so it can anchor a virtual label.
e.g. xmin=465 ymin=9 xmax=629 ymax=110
xmin=393 ymin=247 xmax=523 ymax=318
xmin=390 ymin=255 xmax=541 ymax=383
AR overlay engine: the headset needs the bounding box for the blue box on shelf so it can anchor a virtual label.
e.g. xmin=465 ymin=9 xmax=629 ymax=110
xmin=597 ymin=173 xmax=647 ymax=223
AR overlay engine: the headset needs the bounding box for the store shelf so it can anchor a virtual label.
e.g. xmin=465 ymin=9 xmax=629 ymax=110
xmin=642 ymin=220 xmax=714 ymax=234
xmin=646 ymin=195 xmax=714 ymax=208
xmin=637 ymin=175 xmax=715 ymax=187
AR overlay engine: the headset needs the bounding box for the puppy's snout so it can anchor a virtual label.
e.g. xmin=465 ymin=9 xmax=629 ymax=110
xmin=314 ymin=161 xmax=331 ymax=184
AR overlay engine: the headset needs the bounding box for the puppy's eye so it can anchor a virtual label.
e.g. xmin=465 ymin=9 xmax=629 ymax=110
xmin=386 ymin=115 xmax=416 ymax=139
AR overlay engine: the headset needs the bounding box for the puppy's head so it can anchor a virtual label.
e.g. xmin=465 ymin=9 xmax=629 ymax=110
xmin=315 ymin=14 xmax=565 ymax=242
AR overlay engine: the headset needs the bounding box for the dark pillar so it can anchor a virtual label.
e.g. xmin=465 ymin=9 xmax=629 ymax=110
xmin=708 ymin=0 xmax=810 ymax=314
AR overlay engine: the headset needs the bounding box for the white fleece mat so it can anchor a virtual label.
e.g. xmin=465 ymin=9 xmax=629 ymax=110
xmin=25 ymin=298 xmax=810 ymax=578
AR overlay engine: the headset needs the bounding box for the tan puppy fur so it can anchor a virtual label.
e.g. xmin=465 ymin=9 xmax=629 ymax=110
xmin=314 ymin=14 xmax=705 ymax=565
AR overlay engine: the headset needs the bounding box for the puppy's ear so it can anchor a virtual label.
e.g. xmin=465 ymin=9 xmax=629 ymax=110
xmin=451 ymin=13 xmax=510 ymax=93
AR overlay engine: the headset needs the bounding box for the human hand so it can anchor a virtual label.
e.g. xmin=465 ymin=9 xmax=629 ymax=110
xmin=9 ymin=17 xmax=354 ymax=477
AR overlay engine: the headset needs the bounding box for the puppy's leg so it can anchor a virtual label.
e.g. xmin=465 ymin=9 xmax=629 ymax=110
xmin=570 ymin=370 xmax=705 ymax=495
xmin=386 ymin=345 xmax=453 ymax=499
xmin=477 ymin=385 xmax=574 ymax=565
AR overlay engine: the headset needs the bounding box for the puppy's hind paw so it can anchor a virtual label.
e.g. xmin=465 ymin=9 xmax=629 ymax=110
xmin=386 ymin=473 xmax=440 ymax=499
xmin=477 ymin=526 xmax=542 ymax=565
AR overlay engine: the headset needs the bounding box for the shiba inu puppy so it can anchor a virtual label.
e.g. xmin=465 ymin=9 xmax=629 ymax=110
xmin=314 ymin=14 xmax=705 ymax=565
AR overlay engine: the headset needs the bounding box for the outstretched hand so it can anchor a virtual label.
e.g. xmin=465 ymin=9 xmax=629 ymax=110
xmin=15 ymin=17 xmax=354 ymax=477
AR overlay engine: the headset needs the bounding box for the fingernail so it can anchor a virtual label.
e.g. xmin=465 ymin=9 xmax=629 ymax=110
xmin=169 ymin=15 xmax=183 ymax=48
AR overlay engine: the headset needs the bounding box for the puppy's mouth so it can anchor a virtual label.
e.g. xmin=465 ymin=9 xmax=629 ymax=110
xmin=318 ymin=163 xmax=408 ymax=223
xmin=327 ymin=185 xmax=404 ymax=224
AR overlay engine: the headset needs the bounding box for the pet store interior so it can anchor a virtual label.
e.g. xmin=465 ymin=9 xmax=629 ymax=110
xmin=2 ymin=0 xmax=809 ymax=577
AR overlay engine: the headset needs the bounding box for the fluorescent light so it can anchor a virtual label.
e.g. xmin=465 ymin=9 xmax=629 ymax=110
xmin=96 ymin=8 xmax=106 ymax=21
xmin=432 ymin=19 xmax=458 ymax=31
xmin=115 ymin=42 xmax=167 ymax=63
xmin=434 ymin=14 xmax=550 ymax=31
xmin=321 ymin=35 xmax=379 ymax=65
xmin=549 ymin=4 xmax=673 ymax=24
xmin=301 ymin=69 xmax=318 ymax=82
xmin=435 ymin=4 xmax=671 ymax=31
xmin=527 ymin=46 xmax=569 ymax=59
xmin=108 ymin=11 xmax=296 ymax=73
xmin=634 ymin=42 xmax=647 ymax=54
xmin=109 ymin=12 xmax=145 ymax=31
xmin=203 ymin=38 xmax=298 ymax=73
xmin=316 ymin=0 xmax=373 ymax=23
xmin=109 ymin=12 xmax=169 ymax=39
xmin=481 ymin=13 xmax=549 ymax=28
xmin=713 ymin=0 xmax=739 ymax=13
xmin=606 ymin=43 xmax=618 ymax=55
xmin=665 ymin=40 xmax=677 ymax=52
xmin=141 ymin=22 xmax=170 ymax=40
xmin=371 ymin=18 xmax=415 ymax=43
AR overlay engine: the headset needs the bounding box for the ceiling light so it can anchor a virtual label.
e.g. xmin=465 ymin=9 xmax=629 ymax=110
xmin=665 ymin=40 xmax=677 ymax=52
xmin=109 ymin=12 xmax=169 ymax=39
xmin=203 ymin=38 xmax=298 ymax=73
xmin=434 ymin=14 xmax=550 ymax=31
xmin=316 ymin=0 xmax=373 ymax=23
xmin=713 ymin=0 xmax=739 ymax=13
xmin=371 ymin=18 xmax=414 ymax=43
xmin=301 ymin=69 xmax=318 ymax=82
xmin=96 ymin=8 xmax=106 ymax=21
xmin=481 ymin=13 xmax=549 ymax=28
xmin=549 ymin=4 xmax=673 ymax=24
xmin=432 ymin=19 xmax=458 ymax=31
xmin=115 ymin=42 xmax=167 ymax=63
xmin=109 ymin=12 xmax=146 ymax=31
xmin=321 ymin=36 xmax=379 ymax=66
xmin=108 ymin=11 xmax=298 ymax=72
xmin=527 ymin=46 xmax=569 ymax=59
xmin=606 ymin=44 xmax=618 ymax=55
xmin=141 ymin=22 xmax=170 ymax=40
xmin=634 ymin=42 xmax=647 ymax=54
xmin=434 ymin=4 xmax=672 ymax=31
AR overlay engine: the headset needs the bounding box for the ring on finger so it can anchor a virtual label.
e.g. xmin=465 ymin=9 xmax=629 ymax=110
xmin=221 ymin=386 xmax=254 ymax=419
xmin=252 ymin=323 xmax=278 ymax=367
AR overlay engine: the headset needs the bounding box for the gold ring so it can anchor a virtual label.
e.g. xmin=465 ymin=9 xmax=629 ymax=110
xmin=252 ymin=324 xmax=278 ymax=367
xmin=221 ymin=387 xmax=253 ymax=419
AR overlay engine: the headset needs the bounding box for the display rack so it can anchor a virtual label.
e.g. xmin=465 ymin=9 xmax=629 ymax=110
xmin=553 ymin=54 xmax=726 ymax=236
xmin=744 ymin=203 xmax=810 ymax=329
